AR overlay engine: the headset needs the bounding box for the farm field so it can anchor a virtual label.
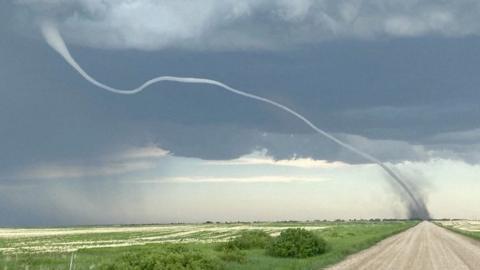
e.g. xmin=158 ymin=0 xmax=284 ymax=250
xmin=436 ymin=220 xmax=480 ymax=240
xmin=0 ymin=220 xmax=417 ymax=270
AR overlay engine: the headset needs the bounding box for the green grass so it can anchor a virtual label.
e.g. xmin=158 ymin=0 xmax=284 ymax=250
xmin=0 ymin=221 xmax=418 ymax=270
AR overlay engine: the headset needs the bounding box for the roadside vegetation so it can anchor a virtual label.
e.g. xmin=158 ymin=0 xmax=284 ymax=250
xmin=266 ymin=228 xmax=327 ymax=258
xmin=0 ymin=220 xmax=417 ymax=270
xmin=435 ymin=220 xmax=480 ymax=241
xmin=448 ymin=228 xmax=480 ymax=241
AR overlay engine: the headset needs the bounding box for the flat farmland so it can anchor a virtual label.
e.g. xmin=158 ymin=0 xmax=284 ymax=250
xmin=0 ymin=223 xmax=330 ymax=254
xmin=0 ymin=221 xmax=416 ymax=270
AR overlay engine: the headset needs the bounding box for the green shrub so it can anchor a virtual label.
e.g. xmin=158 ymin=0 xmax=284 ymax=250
xmin=215 ymin=240 xmax=239 ymax=252
xmin=99 ymin=245 xmax=224 ymax=270
xmin=267 ymin=228 xmax=327 ymax=258
xmin=221 ymin=230 xmax=272 ymax=250
xmin=218 ymin=246 xmax=247 ymax=263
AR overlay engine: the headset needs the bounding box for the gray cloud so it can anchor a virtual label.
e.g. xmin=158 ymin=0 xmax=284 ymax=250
xmin=430 ymin=128 xmax=480 ymax=144
xmin=14 ymin=0 xmax=480 ymax=50
xmin=3 ymin=25 xmax=480 ymax=172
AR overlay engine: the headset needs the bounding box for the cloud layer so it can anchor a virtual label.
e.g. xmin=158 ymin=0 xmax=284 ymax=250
xmin=3 ymin=148 xmax=480 ymax=225
xmin=16 ymin=0 xmax=480 ymax=50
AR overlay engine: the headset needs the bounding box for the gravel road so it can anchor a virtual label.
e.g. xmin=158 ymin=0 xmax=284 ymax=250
xmin=327 ymin=221 xmax=480 ymax=270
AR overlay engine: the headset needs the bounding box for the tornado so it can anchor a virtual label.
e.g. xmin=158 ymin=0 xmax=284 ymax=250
xmin=40 ymin=21 xmax=430 ymax=219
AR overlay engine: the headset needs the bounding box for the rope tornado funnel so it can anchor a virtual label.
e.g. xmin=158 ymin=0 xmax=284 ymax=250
xmin=40 ymin=21 xmax=430 ymax=219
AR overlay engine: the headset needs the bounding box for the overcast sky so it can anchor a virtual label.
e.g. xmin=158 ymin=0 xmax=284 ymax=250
xmin=2 ymin=0 xmax=480 ymax=226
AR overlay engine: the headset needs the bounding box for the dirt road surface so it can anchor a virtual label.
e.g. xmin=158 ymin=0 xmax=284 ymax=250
xmin=327 ymin=221 xmax=480 ymax=270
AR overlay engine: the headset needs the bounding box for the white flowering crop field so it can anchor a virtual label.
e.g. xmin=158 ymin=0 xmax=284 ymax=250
xmin=0 ymin=223 xmax=328 ymax=254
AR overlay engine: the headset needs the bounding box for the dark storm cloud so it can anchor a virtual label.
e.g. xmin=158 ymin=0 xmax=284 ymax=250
xmin=2 ymin=0 xmax=480 ymax=174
